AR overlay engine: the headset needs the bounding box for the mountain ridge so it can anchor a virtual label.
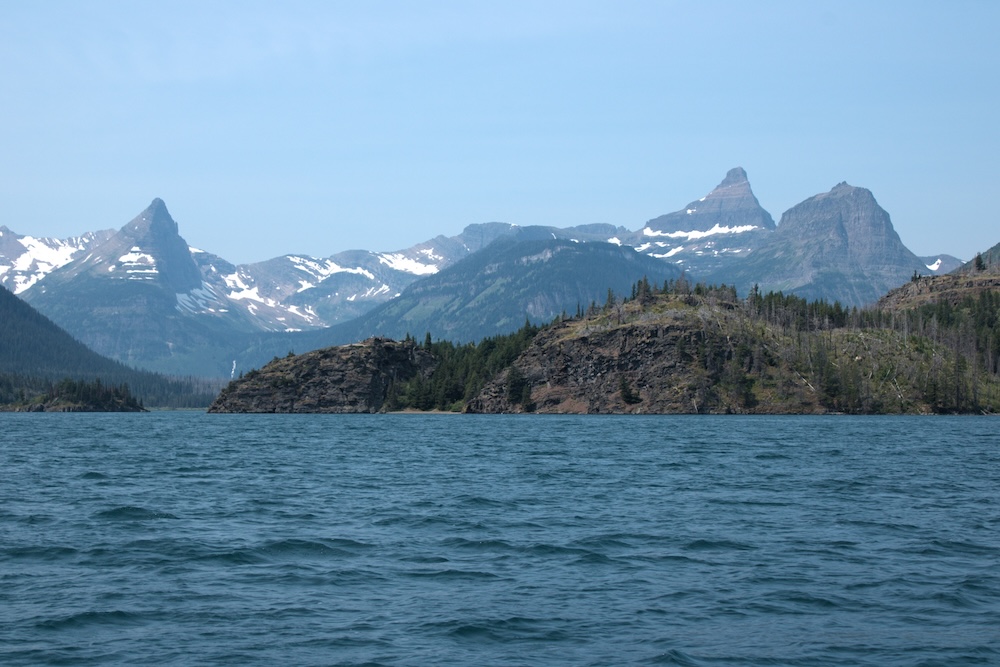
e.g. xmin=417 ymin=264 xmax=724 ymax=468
xmin=7 ymin=169 xmax=977 ymax=377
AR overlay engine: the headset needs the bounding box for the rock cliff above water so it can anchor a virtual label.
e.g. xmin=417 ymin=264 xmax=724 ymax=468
xmin=208 ymin=338 xmax=436 ymax=413
xmin=207 ymin=277 xmax=1000 ymax=415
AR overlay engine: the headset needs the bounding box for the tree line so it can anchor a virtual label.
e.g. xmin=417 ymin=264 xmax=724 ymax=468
xmin=385 ymin=324 xmax=541 ymax=412
xmin=384 ymin=273 xmax=1000 ymax=414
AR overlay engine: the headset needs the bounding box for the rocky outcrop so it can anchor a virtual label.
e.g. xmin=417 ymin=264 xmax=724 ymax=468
xmin=466 ymin=295 xmax=825 ymax=415
xmin=876 ymin=273 xmax=1000 ymax=311
xmin=208 ymin=337 xmax=436 ymax=413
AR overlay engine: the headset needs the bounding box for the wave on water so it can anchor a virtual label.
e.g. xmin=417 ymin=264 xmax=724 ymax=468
xmin=1 ymin=413 xmax=999 ymax=666
xmin=35 ymin=609 xmax=145 ymax=631
xmin=94 ymin=506 xmax=177 ymax=520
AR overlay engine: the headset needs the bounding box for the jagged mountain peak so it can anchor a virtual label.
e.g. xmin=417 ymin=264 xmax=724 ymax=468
xmin=633 ymin=167 xmax=775 ymax=273
xmin=719 ymin=166 xmax=749 ymax=187
xmin=779 ymin=183 xmax=887 ymax=237
xmin=815 ymin=181 xmax=871 ymax=200
xmin=21 ymin=197 xmax=204 ymax=297
xmin=125 ymin=198 xmax=180 ymax=239
xmin=644 ymin=167 xmax=775 ymax=234
xmin=701 ymin=166 xmax=767 ymax=210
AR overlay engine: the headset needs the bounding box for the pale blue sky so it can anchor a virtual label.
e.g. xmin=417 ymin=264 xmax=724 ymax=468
xmin=1 ymin=1 xmax=997 ymax=263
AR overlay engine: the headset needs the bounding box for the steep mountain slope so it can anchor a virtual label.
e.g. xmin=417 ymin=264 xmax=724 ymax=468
xmin=708 ymin=182 xmax=929 ymax=306
xmin=0 ymin=284 xmax=139 ymax=379
xmin=0 ymin=284 xmax=217 ymax=407
xmin=631 ymin=167 xmax=776 ymax=273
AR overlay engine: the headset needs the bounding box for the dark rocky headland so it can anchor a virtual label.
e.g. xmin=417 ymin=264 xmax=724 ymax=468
xmin=209 ymin=338 xmax=436 ymax=413
xmin=209 ymin=276 xmax=1000 ymax=415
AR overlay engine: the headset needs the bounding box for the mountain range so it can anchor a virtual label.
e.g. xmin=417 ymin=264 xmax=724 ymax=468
xmin=1 ymin=168 xmax=973 ymax=377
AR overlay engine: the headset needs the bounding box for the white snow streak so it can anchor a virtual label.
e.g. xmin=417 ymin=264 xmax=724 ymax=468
xmin=650 ymin=246 xmax=685 ymax=259
xmin=377 ymin=253 xmax=438 ymax=275
xmin=642 ymin=224 xmax=759 ymax=241
xmin=288 ymin=256 xmax=375 ymax=281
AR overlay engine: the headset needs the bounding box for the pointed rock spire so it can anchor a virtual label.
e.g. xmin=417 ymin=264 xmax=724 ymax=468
xmin=719 ymin=166 xmax=749 ymax=188
xmin=128 ymin=198 xmax=179 ymax=238
xmin=644 ymin=167 xmax=775 ymax=235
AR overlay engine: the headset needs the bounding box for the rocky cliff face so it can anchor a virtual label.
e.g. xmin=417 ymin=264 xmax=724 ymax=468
xmin=466 ymin=294 xmax=825 ymax=414
xmin=208 ymin=338 xmax=436 ymax=413
xmin=206 ymin=283 xmax=1000 ymax=416
xmin=876 ymin=271 xmax=1000 ymax=311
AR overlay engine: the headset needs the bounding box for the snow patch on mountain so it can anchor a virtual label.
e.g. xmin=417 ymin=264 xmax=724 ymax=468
xmin=176 ymin=284 xmax=226 ymax=314
xmin=228 ymin=284 xmax=278 ymax=307
xmin=347 ymin=284 xmax=391 ymax=302
xmin=222 ymin=271 xmax=252 ymax=291
xmin=650 ymin=246 xmax=685 ymax=259
xmin=642 ymin=224 xmax=760 ymax=241
xmin=377 ymin=252 xmax=439 ymax=275
xmin=288 ymin=256 xmax=375 ymax=282
xmin=115 ymin=247 xmax=158 ymax=280
xmin=222 ymin=271 xmax=278 ymax=307
xmin=285 ymin=304 xmax=318 ymax=323
xmin=6 ymin=235 xmax=93 ymax=293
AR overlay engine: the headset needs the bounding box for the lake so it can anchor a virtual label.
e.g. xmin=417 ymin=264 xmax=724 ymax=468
xmin=1 ymin=413 xmax=998 ymax=665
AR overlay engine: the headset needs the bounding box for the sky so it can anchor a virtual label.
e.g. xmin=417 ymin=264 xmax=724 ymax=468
xmin=1 ymin=1 xmax=997 ymax=264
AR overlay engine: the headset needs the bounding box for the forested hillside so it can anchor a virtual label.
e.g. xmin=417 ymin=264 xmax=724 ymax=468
xmin=466 ymin=277 xmax=1000 ymax=414
xmin=0 ymin=286 xmax=220 ymax=407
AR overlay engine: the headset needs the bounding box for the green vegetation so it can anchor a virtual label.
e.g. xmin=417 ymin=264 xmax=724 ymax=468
xmin=0 ymin=370 xmax=221 ymax=410
xmin=382 ymin=274 xmax=1000 ymax=414
xmin=385 ymin=323 xmax=541 ymax=412
xmin=653 ymin=278 xmax=1000 ymax=413
xmin=1 ymin=377 xmax=146 ymax=412
xmin=1 ymin=285 xmax=223 ymax=408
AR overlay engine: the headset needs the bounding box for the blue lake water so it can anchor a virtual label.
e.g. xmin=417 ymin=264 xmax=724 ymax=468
xmin=1 ymin=413 xmax=998 ymax=666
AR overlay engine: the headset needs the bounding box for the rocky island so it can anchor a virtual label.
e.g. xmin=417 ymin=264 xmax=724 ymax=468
xmin=209 ymin=338 xmax=436 ymax=413
xmin=209 ymin=274 xmax=1000 ymax=415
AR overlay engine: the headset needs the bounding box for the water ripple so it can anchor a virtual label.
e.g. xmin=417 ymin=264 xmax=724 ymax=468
xmin=1 ymin=413 xmax=998 ymax=666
